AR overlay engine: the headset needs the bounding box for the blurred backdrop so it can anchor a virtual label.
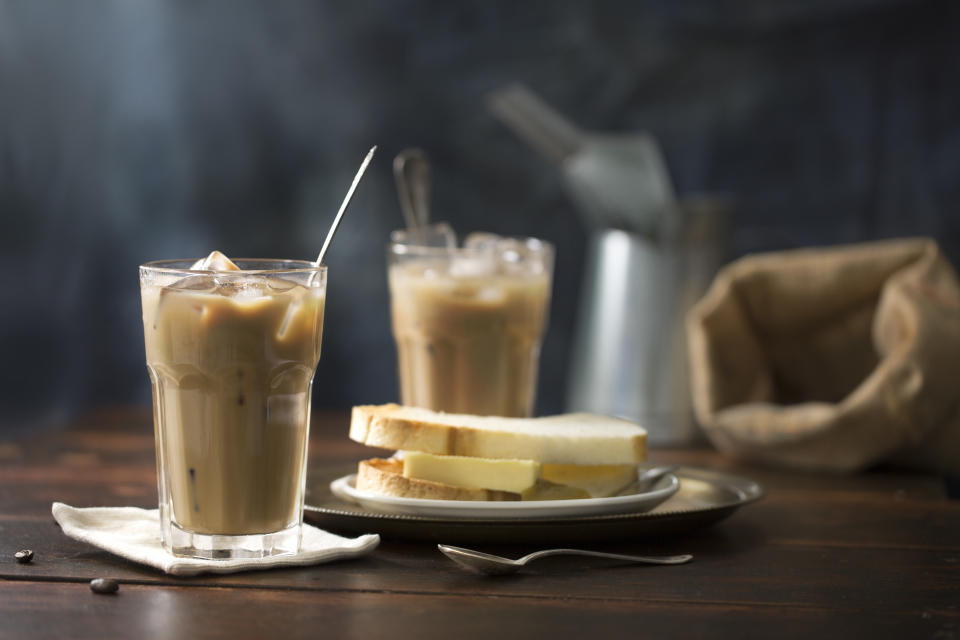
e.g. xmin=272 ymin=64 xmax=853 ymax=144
xmin=2 ymin=0 xmax=958 ymax=434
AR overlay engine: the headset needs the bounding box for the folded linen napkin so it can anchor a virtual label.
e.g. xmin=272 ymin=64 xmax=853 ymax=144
xmin=52 ymin=502 xmax=379 ymax=576
xmin=687 ymin=238 xmax=960 ymax=473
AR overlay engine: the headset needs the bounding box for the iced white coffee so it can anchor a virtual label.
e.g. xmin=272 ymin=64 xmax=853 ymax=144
xmin=388 ymin=231 xmax=553 ymax=417
xmin=140 ymin=252 xmax=326 ymax=559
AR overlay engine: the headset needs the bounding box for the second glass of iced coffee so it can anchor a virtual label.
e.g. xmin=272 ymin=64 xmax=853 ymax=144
xmin=388 ymin=227 xmax=554 ymax=417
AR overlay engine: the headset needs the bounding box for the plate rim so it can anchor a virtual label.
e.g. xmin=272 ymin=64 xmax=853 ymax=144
xmin=329 ymin=472 xmax=680 ymax=519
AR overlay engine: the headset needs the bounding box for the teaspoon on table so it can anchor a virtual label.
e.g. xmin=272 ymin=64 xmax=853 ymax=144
xmin=438 ymin=544 xmax=693 ymax=576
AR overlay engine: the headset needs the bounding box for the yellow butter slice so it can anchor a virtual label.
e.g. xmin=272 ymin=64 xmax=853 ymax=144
xmin=402 ymin=451 xmax=540 ymax=493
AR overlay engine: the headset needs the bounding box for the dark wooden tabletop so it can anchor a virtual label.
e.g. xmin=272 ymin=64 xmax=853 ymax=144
xmin=2 ymin=407 xmax=958 ymax=640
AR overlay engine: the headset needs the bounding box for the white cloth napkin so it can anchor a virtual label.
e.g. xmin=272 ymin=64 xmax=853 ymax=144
xmin=52 ymin=502 xmax=379 ymax=576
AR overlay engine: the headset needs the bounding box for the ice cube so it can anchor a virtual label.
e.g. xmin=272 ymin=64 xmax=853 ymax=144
xmin=151 ymin=275 xmax=216 ymax=329
xmin=168 ymin=274 xmax=218 ymax=293
xmin=463 ymin=232 xmax=503 ymax=253
xmin=496 ymin=238 xmax=527 ymax=264
xmin=266 ymin=278 xmax=297 ymax=293
xmin=234 ymin=283 xmax=268 ymax=300
xmin=498 ymin=237 xmax=551 ymax=276
xmin=214 ymin=275 xmax=270 ymax=299
xmin=474 ymin=285 xmax=507 ymax=303
xmin=191 ymin=250 xmax=240 ymax=272
xmin=449 ymin=255 xmax=497 ymax=278
xmin=456 ymin=232 xmax=502 ymax=277
xmin=276 ymin=299 xmax=301 ymax=339
xmin=446 ymin=282 xmax=506 ymax=303
xmin=464 ymin=233 xmax=546 ymax=276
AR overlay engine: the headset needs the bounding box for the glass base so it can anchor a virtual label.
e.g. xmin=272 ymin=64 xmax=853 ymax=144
xmin=162 ymin=521 xmax=302 ymax=560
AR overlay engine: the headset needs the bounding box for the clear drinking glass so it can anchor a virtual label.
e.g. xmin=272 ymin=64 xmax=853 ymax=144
xmin=387 ymin=231 xmax=554 ymax=417
xmin=139 ymin=259 xmax=326 ymax=559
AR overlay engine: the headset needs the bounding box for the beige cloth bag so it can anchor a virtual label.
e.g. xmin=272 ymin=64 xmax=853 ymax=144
xmin=687 ymin=238 xmax=960 ymax=473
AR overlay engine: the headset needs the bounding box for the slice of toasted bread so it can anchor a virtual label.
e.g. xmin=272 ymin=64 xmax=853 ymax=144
xmin=349 ymin=404 xmax=646 ymax=465
xmin=355 ymin=458 xmax=521 ymax=501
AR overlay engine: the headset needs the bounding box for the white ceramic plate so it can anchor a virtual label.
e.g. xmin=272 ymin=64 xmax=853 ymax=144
xmin=329 ymin=472 xmax=680 ymax=520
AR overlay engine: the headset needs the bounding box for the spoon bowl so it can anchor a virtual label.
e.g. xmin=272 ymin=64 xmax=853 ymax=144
xmin=438 ymin=544 xmax=692 ymax=576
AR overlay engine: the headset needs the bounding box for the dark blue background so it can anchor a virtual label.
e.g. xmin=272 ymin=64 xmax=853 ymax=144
xmin=2 ymin=0 xmax=958 ymax=433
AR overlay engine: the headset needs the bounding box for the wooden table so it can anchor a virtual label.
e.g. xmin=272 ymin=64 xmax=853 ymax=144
xmin=2 ymin=407 xmax=958 ymax=639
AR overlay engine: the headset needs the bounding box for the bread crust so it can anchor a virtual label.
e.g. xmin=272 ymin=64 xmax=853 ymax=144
xmin=349 ymin=404 xmax=646 ymax=465
xmin=355 ymin=458 xmax=520 ymax=501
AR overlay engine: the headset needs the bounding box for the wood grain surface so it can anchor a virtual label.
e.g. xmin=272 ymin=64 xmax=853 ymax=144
xmin=1 ymin=408 xmax=958 ymax=640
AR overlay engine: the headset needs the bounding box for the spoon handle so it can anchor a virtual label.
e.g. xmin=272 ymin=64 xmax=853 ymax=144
xmin=521 ymin=549 xmax=692 ymax=566
xmin=393 ymin=148 xmax=430 ymax=234
xmin=315 ymin=146 xmax=377 ymax=266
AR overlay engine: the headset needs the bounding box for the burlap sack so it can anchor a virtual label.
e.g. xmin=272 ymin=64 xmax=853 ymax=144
xmin=687 ymin=238 xmax=960 ymax=473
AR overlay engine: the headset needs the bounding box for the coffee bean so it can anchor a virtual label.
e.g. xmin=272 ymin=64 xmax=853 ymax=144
xmin=90 ymin=578 xmax=119 ymax=594
xmin=14 ymin=549 xmax=33 ymax=564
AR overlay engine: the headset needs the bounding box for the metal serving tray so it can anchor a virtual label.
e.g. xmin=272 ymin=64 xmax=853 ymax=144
xmin=305 ymin=465 xmax=763 ymax=544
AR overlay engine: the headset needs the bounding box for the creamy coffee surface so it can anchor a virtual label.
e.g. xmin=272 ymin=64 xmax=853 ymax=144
xmin=142 ymin=259 xmax=325 ymax=536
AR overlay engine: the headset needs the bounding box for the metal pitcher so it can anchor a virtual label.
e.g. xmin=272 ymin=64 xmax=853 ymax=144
xmin=566 ymin=197 xmax=732 ymax=445
xmin=487 ymin=84 xmax=732 ymax=444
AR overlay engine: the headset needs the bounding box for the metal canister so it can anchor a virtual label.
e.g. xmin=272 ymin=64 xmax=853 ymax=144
xmin=566 ymin=196 xmax=732 ymax=445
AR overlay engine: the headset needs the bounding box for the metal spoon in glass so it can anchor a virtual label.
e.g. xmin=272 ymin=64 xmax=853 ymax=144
xmin=393 ymin=148 xmax=431 ymax=235
xmin=314 ymin=145 xmax=377 ymax=267
xmin=438 ymin=544 xmax=692 ymax=576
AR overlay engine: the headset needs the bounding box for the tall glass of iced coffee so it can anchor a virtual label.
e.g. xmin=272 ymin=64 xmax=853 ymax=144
xmin=140 ymin=253 xmax=326 ymax=559
xmin=388 ymin=229 xmax=554 ymax=417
